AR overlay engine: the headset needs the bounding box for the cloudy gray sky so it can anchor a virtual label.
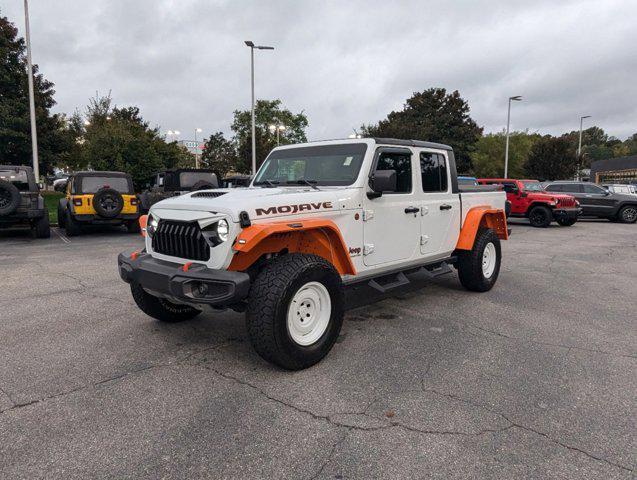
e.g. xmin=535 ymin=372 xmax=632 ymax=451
xmin=4 ymin=0 xmax=636 ymax=142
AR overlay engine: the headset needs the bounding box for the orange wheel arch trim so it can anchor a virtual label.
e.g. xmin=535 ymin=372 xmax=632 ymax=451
xmin=228 ymin=218 xmax=356 ymax=275
xmin=456 ymin=206 xmax=508 ymax=250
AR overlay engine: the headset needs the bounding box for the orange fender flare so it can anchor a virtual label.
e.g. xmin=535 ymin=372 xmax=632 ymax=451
xmin=139 ymin=214 xmax=148 ymax=237
xmin=228 ymin=218 xmax=356 ymax=275
xmin=456 ymin=207 xmax=508 ymax=250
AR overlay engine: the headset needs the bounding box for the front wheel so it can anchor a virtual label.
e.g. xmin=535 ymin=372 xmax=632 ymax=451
xmin=617 ymin=205 xmax=637 ymax=224
xmin=246 ymin=253 xmax=344 ymax=370
xmin=457 ymin=228 xmax=501 ymax=292
xmin=556 ymin=217 xmax=577 ymax=227
xmin=528 ymin=205 xmax=552 ymax=227
xmin=130 ymin=282 xmax=201 ymax=322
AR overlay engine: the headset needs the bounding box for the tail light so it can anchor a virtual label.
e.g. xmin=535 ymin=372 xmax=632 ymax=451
xmin=73 ymin=198 xmax=83 ymax=206
xmin=130 ymin=198 xmax=139 ymax=205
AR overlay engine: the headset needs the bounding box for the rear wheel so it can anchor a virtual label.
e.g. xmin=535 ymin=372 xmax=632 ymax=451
xmin=528 ymin=205 xmax=552 ymax=228
xmin=556 ymin=217 xmax=577 ymax=227
xmin=246 ymin=253 xmax=344 ymax=370
xmin=65 ymin=210 xmax=82 ymax=236
xmin=617 ymin=205 xmax=637 ymax=224
xmin=126 ymin=219 xmax=141 ymax=233
xmin=32 ymin=212 xmax=51 ymax=238
xmin=457 ymin=228 xmax=501 ymax=292
xmin=130 ymin=282 xmax=201 ymax=322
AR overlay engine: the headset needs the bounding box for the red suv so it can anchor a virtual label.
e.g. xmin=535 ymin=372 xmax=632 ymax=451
xmin=478 ymin=178 xmax=581 ymax=227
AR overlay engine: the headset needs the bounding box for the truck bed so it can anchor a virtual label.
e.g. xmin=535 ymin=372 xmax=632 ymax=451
xmin=459 ymin=189 xmax=507 ymax=224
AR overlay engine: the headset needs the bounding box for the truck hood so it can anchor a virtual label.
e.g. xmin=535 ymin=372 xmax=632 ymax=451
xmin=526 ymin=191 xmax=575 ymax=202
xmin=149 ymin=187 xmax=359 ymax=222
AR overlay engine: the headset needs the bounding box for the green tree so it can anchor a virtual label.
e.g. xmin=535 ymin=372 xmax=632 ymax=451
xmin=471 ymin=130 xmax=542 ymax=178
xmin=231 ymin=99 xmax=308 ymax=173
xmin=201 ymin=132 xmax=237 ymax=178
xmin=361 ymin=88 xmax=483 ymax=172
xmin=523 ymin=136 xmax=577 ymax=180
xmin=80 ymin=94 xmax=191 ymax=189
xmin=0 ymin=13 xmax=67 ymax=174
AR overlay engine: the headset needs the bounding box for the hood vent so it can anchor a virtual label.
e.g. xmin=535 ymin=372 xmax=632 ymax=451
xmin=191 ymin=191 xmax=227 ymax=198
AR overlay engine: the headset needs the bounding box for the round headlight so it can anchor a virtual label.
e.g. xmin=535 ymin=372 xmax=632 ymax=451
xmin=217 ymin=219 xmax=229 ymax=242
xmin=147 ymin=214 xmax=159 ymax=237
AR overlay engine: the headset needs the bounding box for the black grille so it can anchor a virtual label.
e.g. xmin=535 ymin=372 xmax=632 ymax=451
xmin=191 ymin=191 xmax=227 ymax=198
xmin=152 ymin=220 xmax=210 ymax=261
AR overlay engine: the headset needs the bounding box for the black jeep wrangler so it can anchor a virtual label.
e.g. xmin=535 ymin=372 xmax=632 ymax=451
xmin=138 ymin=168 xmax=219 ymax=214
xmin=0 ymin=165 xmax=50 ymax=238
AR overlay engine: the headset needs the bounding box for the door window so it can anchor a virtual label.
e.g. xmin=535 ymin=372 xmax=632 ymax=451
xmin=420 ymin=152 xmax=448 ymax=192
xmin=375 ymin=151 xmax=412 ymax=193
xmin=582 ymin=184 xmax=605 ymax=194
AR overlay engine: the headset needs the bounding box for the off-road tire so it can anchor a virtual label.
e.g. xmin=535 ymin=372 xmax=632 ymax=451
xmin=130 ymin=282 xmax=201 ymax=322
xmin=457 ymin=228 xmax=501 ymax=292
xmin=93 ymin=187 xmax=124 ymax=218
xmin=556 ymin=217 xmax=577 ymax=227
xmin=65 ymin=210 xmax=82 ymax=236
xmin=126 ymin=219 xmax=141 ymax=233
xmin=617 ymin=205 xmax=637 ymax=224
xmin=32 ymin=211 xmax=51 ymax=238
xmin=57 ymin=203 xmax=66 ymax=228
xmin=528 ymin=205 xmax=552 ymax=228
xmin=0 ymin=179 xmax=21 ymax=216
xmin=246 ymin=253 xmax=344 ymax=370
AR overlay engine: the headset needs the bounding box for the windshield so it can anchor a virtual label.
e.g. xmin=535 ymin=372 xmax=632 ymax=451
xmin=80 ymin=176 xmax=131 ymax=193
xmin=0 ymin=169 xmax=29 ymax=191
xmin=179 ymin=172 xmax=217 ymax=189
xmin=254 ymin=143 xmax=368 ymax=187
xmin=522 ymin=181 xmax=545 ymax=192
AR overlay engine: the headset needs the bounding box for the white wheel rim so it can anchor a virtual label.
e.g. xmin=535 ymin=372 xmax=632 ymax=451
xmin=482 ymin=242 xmax=497 ymax=278
xmin=287 ymin=281 xmax=332 ymax=346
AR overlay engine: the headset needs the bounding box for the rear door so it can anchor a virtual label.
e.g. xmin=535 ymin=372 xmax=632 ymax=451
xmin=363 ymin=147 xmax=421 ymax=267
xmin=418 ymin=150 xmax=460 ymax=257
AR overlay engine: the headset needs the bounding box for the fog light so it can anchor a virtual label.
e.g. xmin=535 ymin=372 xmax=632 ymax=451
xmin=196 ymin=282 xmax=210 ymax=296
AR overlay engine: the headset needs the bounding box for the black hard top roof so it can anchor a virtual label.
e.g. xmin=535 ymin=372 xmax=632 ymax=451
xmin=373 ymin=138 xmax=453 ymax=151
xmin=0 ymin=165 xmax=33 ymax=172
xmin=164 ymin=168 xmax=216 ymax=173
xmin=73 ymin=171 xmax=130 ymax=178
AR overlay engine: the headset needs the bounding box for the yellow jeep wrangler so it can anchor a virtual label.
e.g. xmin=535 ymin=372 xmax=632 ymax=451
xmin=57 ymin=171 xmax=140 ymax=236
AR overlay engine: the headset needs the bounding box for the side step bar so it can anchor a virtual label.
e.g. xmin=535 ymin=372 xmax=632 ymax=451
xmin=365 ymin=258 xmax=456 ymax=294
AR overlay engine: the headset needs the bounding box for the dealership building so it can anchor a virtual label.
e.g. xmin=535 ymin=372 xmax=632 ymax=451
xmin=590 ymin=155 xmax=637 ymax=184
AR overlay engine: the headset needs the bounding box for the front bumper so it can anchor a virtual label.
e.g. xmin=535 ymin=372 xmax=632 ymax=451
xmin=552 ymin=207 xmax=582 ymax=220
xmin=118 ymin=252 xmax=251 ymax=307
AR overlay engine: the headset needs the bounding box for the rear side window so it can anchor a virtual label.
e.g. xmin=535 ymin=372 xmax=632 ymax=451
xmin=80 ymin=177 xmax=131 ymax=193
xmin=420 ymin=152 xmax=448 ymax=192
xmin=0 ymin=169 xmax=29 ymax=191
xmin=375 ymin=151 xmax=412 ymax=193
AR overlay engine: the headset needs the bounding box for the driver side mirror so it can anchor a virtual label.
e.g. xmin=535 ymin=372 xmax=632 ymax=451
xmin=368 ymin=170 xmax=397 ymax=199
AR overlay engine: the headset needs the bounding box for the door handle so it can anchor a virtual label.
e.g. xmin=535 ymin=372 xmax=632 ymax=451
xmin=404 ymin=206 xmax=420 ymax=214
xmin=440 ymin=204 xmax=452 ymax=210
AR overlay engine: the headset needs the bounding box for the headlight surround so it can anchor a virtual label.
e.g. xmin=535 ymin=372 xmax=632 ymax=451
xmin=147 ymin=214 xmax=159 ymax=237
xmin=216 ymin=218 xmax=229 ymax=242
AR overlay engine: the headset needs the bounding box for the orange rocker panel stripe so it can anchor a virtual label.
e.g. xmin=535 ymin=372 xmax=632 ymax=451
xmin=228 ymin=218 xmax=356 ymax=276
xmin=456 ymin=206 xmax=508 ymax=251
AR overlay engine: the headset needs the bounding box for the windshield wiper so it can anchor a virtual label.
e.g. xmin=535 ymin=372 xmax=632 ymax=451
xmin=256 ymin=180 xmax=279 ymax=188
xmin=287 ymin=179 xmax=320 ymax=190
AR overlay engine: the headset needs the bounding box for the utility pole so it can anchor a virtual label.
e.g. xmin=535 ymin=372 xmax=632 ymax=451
xmin=24 ymin=0 xmax=39 ymax=181
xmin=504 ymin=96 xmax=522 ymax=178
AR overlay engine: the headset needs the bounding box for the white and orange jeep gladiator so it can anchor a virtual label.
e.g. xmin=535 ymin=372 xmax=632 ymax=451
xmin=118 ymin=138 xmax=508 ymax=369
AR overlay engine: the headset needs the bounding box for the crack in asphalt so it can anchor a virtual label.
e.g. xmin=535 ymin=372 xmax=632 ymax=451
xmin=421 ymin=387 xmax=633 ymax=473
xmin=0 ymin=341 xmax=234 ymax=415
xmin=308 ymin=430 xmax=349 ymax=480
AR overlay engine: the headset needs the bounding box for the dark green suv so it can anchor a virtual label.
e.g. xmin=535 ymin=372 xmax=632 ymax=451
xmin=0 ymin=165 xmax=50 ymax=238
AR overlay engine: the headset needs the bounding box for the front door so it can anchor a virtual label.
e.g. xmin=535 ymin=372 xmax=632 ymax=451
xmin=418 ymin=150 xmax=461 ymax=257
xmin=581 ymin=183 xmax=616 ymax=216
xmin=363 ymin=148 xmax=421 ymax=267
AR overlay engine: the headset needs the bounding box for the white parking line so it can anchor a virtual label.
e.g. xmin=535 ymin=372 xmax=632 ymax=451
xmin=53 ymin=228 xmax=71 ymax=244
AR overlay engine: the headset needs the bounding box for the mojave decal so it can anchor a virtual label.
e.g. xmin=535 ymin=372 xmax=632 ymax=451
xmin=255 ymin=202 xmax=333 ymax=216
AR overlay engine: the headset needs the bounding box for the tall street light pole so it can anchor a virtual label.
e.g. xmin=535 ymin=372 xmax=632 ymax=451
xmin=504 ymin=95 xmax=522 ymax=178
xmin=577 ymin=115 xmax=591 ymax=181
xmin=194 ymin=128 xmax=202 ymax=168
xmin=244 ymin=41 xmax=274 ymax=175
xmin=23 ymin=0 xmax=39 ymax=181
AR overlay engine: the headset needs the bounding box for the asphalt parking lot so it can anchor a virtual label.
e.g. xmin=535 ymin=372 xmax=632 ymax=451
xmin=0 ymin=220 xmax=635 ymax=479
